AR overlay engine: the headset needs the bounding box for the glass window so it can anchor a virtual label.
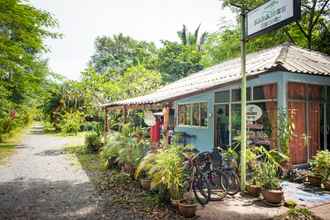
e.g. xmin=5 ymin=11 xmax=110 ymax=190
xmin=185 ymin=104 xmax=192 ymax=125
xmin=232 ymin=88 xmax=251 ymax=102
xmin=192 ymin=103 xmax=200 ymax=126
xmin=247 ymin=102 xmax=277 ymax=149
xmin=215 ymin=90 xmax=230 ymax=103
xmin=215 ymin=104 xmax=229 ymax=146
xmin=178 ymin=105 xmax=186 ymax=125
xmin=200 ymin=103 xmax=208 ymax=127
xmin=308 ymin=85 xmax=321 ymax=101
xmin=177 ymin=102 xmax=207 ymax=127
xmin=288 ymin=82 xmax=305 ymax=100
xmin=231 ymin=104 xmax=241 ymax=143
xmin=253 ymin=84 xmax=277 ymax=100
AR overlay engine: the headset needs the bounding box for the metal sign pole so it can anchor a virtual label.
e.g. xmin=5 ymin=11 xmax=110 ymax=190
xmin=240 ymin=7 xmax=247 ymax=191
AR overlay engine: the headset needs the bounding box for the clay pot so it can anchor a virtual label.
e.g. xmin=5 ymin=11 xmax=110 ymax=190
xmin=324 ymin=181 xmax=330 ymax=191
xmin=308 ymin=175 xmax=322 ymax=187
xmin=170 ymin=199 xmax=181 ymax=209
xmin=178 ymin=200 xmax=198 ymax=218
xmin=246 ymin=184 xmax=261 ymax=197
xmin=262 ymin=189 xmax=284 ymax=204
xmin=140 ymin=179 xmax=151 ymax=191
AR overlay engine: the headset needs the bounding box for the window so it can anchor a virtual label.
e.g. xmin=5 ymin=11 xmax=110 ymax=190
xmin=215 ymin=90 xmax=230 ymax=103
xmin=253 ymin=84 xmax=277 ymax=100
xmin=232 ymin=88 xmax=251 ymax=102
xmin=177 ymin=102 xmax=208 ymax=127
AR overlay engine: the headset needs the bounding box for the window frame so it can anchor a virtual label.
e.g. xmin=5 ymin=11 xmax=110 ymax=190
xmin=177 ymin=102 xmax=208 ymax=128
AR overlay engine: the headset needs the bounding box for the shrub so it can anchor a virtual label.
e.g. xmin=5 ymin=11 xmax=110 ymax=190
xmin=85 ymin=131 xmax=103 ymax=153
xmin=99 ymin=133 xmax=122 ymax=168
xmin=43 ymin=120 xmax=56 ymax=133
xmin=60 ymin=111 xmax=83 ymax=135
xmin=148 ymin=144 xmax=185 ymax=200
xmin=310 ymin=150 xmax=330 ymax=181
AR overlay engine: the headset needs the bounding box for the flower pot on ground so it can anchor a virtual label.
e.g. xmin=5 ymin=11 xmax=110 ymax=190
xmin=309 ymin=151 xmax=330 ymax=187
xmin=262 ymin=189 xmax=284 ymax=204
xmin=246 ymin=184 xmax=262 ymax=197
xmin=323 ymin=180 xmax=330 ymax=191
xmin=178 ymin=200 xmax=198 ymax=218
xmin=140 ymin=178 xmax=151 ymax=191
xmin=259 ymin=161 xmax=284 ymax=205
xmin=307 ymin=174 xmax=322 ymax=187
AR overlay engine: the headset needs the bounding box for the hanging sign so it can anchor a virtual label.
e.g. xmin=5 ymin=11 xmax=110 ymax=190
xmin=246 ymin=0 xmax=301 ymax=38
xmin=246 ymin=104 xmax=263 ymax=122
xmin=144 ymin=111 xmax=156 ymax=126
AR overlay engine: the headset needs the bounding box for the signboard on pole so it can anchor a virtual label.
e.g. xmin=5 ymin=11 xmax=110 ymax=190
xmin=246 ymin=0 xmax=300 ymax=38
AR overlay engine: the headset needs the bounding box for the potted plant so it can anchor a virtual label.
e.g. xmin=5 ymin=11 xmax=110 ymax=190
xmin=309 ymin=151 xmax=330 ymax=187
xmin=135 ymin=152 xmax=157 ymax=190
xmin=246 ymin=147 xmax=262 ymax=197
xmin=259 ymin=161 xmax=284 ymax=205
xmin=309 ymin=151 xmax=330 ymax=188
xmin=178 ymin=194 xmax=198 ymax=218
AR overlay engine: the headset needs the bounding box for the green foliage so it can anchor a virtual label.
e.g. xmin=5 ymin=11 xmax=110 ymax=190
xmin=310 ymin=150 xmax=330 ymax=181
xmin=0 ymin=0 xmax=60 ymax=139
xmin=85 ymin=131 xmax=103 ymax=153
xmin=42 ymin=120 xmax=55 ymax=133
xmin=59 ymin=111 xmax=84 ymax=135
xmin=158 ymin=41 xmax=204 ymax=82
xmin=177 ymin=24 xmax=208 ymax=51
xmin=147 ymin=144 xmax=185 ymax=199
xmin=258 ymin=161 xmax=281 ymax=190
xmin=99 ymin=133 xmax=122 ymax=168
xmin=90 ymin=34 xmax=158 ymax=74
xmin=278 ymin=109 xmax=295 ymax=157
xmin=287 ymin=207 xmax=312 ymax=220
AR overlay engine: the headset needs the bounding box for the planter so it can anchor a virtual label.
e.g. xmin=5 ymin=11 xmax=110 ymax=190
xmin=324 ymin=181 xmax=330 ymax=191
xmin=262 ymin=189 xmax=284 ymax=204
xmin=246 ymin=184 xmax=261 ymax=197
xmin=308 ymin=175 xmax=322 ymax=187
xmin=170 ymin=199 xmax=181 ymax=209
xmin=140 ymin=179 xmax=151 ymax=191
xmin=178 ymin=200 xmax=198 ymax=218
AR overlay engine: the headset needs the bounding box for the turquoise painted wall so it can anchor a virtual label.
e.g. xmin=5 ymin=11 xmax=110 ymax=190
xmin=174 ymin=71 xmax=330 ymax=152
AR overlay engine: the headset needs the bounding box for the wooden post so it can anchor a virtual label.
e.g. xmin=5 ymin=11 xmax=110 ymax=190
xmin=104 ymin=107 xmax=109 ymax=144
xmin=123 ymin=106 xmax=128 ymax=124
xmin=162 ymin=104 xmax=170 ymax=146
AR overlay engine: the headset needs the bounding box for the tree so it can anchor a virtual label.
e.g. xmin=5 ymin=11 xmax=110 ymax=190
xmin=177 ymin=24 xmax=208 ymax=51
xmin=221 ymin=0 xmax=330 ymax=52
xmin=89 ymin=34 xmax=158 ymax=75
xmin=0 ymin=0 xmax=59 ymax=138
xmin=158 ymin=41 xmax=204 ymax=82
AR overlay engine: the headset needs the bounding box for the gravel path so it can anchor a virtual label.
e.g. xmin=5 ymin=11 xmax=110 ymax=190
xmin=0 ymin=124 xmax=102 ymax=220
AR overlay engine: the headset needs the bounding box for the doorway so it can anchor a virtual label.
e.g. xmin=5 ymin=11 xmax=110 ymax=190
xmin=214 ymin=104 xmax=229 ymax=148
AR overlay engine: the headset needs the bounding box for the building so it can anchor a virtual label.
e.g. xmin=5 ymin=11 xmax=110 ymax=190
xmin=102 ymin=44 xmax=330 ymax=165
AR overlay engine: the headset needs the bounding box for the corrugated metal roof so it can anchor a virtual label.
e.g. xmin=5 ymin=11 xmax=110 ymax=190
xmin=103 ymin=44 xmax=330 ymax=108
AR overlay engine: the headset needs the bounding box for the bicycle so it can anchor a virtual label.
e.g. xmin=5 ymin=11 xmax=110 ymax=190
xmin=182 ymin=150 xmax=211 ymax=206
xmin=210 ymin=146 xmax=240 ymax=196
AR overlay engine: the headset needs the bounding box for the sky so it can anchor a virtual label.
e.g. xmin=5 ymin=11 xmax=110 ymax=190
xmin=30 ymin=0 xmax=236 ymax=80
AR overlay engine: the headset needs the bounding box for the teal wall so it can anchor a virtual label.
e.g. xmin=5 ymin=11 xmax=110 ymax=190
xmin=174 ymin=71 xmax=330 ymax=152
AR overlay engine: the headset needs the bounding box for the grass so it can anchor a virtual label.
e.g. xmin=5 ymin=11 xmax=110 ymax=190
xmin=0 ymin=124 xmax=31 ymax=166
xmin=0 ymin=144 xmax=16 ymax=165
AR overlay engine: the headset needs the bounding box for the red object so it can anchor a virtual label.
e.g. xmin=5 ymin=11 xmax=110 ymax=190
xmin=10 ymin=110 xmax=16 ymax=119
xmin=150 ymin=119 xmax=161 ymax=144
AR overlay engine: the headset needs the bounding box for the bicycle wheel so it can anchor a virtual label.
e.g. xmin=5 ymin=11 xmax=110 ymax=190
xmin=222 ymin=169 xmax=240 ymax=196
xmin=192 ymin=173 xmax=210 ymax=206
xmin=207 ymin=170 xmax=227 ymax=201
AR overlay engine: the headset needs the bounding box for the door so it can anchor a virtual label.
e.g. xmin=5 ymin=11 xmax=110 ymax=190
xmin=288 ymin=102 xmax=307 ymax=164
xmin=214 ymin=104 xmax=229 ymax=147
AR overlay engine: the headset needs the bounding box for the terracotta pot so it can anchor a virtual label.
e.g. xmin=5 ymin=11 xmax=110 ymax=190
xmin=170 ymin=199 xmax=181 ymax=209
xmin=308 ymin=175 xmax=322 ymax=187
xmin=246 ymin=184 xmax=261 ymax=197
xmin=262 ymin=189 xmax=284 ymax=204
xmin=178 ymin=200 xmax=198 ymax=218
xmin=140 ymin=179 xmax=151 ymax=191
xmin=324 ymin=181 xmax=330 ymax=191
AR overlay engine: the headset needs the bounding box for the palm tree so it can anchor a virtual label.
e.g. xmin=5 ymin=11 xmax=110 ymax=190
xmin=177 ymin=24 xmax=208 ymax=51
